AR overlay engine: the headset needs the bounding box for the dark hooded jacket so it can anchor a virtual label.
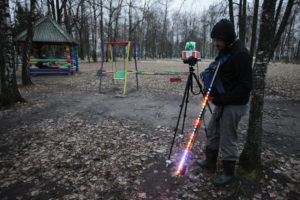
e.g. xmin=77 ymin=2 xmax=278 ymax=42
xmin=210 ymin=19 xmax=252 ymax=105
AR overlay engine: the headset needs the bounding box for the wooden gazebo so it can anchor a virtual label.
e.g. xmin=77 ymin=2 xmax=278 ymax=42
xmin=15 ymin=16 xmax=79 ymax=75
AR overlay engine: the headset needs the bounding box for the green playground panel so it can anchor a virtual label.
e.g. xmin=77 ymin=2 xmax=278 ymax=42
xmin=64 ymin=63 xmax=71 ymax=67
xmin=58 ymin=63 xmax=72 ymax=69
xmin=30 ymin=58 xmax=68 ymax=62
xmin=29 ymin=65 xmax=39 ymax=69
xmin=59 ymin=66 xmax=69 ymax=70
xmin=115 ymin=72 xmax=127 ymax=79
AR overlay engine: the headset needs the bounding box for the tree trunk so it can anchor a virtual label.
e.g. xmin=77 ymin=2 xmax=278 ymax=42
xmin=128 ymin=0 xmax=132 ymax=42
xmin=279 ymin=30 xmax=288 ymax=60
xmin=79 ymin=1 xmax=86 ymax=60
xmin=63 ymin=2 xmax=71 ymax=34
xmin=161 ymin=0 xmax=168 ymax=58
xmin=46 ymin=0 xmax=51 ymax=16
xmin=113 ymin=0 xmax=123 ymax=43
xmin=79 ymin=31 xmax=85 ymax=60
xmin=22 ymin=0 xmax=36 ymax=86
xmin=239 ymin=0 xmax=295 ymax=171
xmin=239 ymin=0 xmax=247 ymax=44
xmin=56 ymin=0 xmax=60 ymax=24
xmin=92 ymin=0 xmax=97 ymax=62
xmin=271 ymin=0 xmax=294 ymax=57
xmin=50 ymin=0 xmax=56 ymax=20
xmin=55 ymin=0 xmax=67 ymax=25
xmin=85 ymin=17 xmax=90 ymax=63
xmin=249 ymin=0 xmax=259 ymax=60
xmin=295 ymin=40 xmax=300 ymax=62
xmin=238 ymin=0 xmax=242 ymax=39
xmin=99 ymin=0 xmax=104 ymax=62
xmin=228 ymin=0 xmax=235 ymax=25
xmin=274 ymin=0 xmax=283 ymax=33
xmin=128 ymin=0 xmax=133 ymax=61
xmin=239 ymin=0 xmax=276 ymax=170
xmin=0 ymin=0 xmax=24 ymax=106
xmin=284 ymin=13 xmax=295 ymax=62
xmin=106 ymin=0 xmax=113 ymax=62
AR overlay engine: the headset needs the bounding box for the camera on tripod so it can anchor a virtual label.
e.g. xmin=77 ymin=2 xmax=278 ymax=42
xmin=182 ymin=41 xmax=201 ymax=67
xmin=183 ymin=56 xmax=199 ymax=66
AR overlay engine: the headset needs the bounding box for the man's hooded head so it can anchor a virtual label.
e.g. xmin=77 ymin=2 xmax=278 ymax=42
xmin=211 ymin=19 xmax=236 ymax=46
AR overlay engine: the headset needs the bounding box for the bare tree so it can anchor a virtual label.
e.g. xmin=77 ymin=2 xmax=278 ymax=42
xmin=107 ymin=0 xmax=114 ymax=43
xmin=228 ymin=0 xmax=235 ymax=24
xmin=22 ymin=0 xmax=36 ymax=86
xmin=249 ymin=0 xmax=259 ymax=59
xmin=283 ymin=11 xmax=296 ymax=62
xmin=271 ymin=0 xmax=295 ymax=57
xmin=239 ymin=0 xmax=295 ymax=171
xmin=239 ymin=0 xmax=247 ymax=44
xmin=0 ymin=0 xmax=24 ymax=106
xmin=127 ymin=0 xmax=149 ymax=60
xmin=46 ymin=0 xmax=67 ymax=24
xmin=274 ymin=0 xmax=284 ymax=33
xmin=113 ymin=0 xmax=124 ymax=42
xmin=160 ymin=0 xmax=169 ymax=58
xmin=74 ymin=1 xmax=89 ymax=60
xmin=63 ymin=1 xmax=71 ymax=33
xmin=127 ymin=0 xmax=148 ymax=41
xmin=295 ymin=40 xmax=300 ymax=62
xmin=92 ymin=0 xmax=97 ymax=62
xmin=99 ymin=0 xmax=104 ymax=60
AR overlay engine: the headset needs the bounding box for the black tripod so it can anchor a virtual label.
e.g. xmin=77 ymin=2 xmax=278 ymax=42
xmin=166 ymin=57 xmax=212 ymax=165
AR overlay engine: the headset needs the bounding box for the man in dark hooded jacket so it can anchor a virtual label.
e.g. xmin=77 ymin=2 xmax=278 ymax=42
xmin=197 ymin=19 xmax=252 ymax=186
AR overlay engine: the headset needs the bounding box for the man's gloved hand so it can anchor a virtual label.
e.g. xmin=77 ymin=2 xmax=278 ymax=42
xmin=212 ymin=94 xmax=228 ymax=106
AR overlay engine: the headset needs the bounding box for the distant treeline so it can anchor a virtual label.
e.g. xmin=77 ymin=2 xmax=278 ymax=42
xmin=12 ymin=0 xmax=300 ymax=63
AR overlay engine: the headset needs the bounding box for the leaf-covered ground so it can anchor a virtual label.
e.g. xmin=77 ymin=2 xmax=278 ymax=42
xmin=0 ymin=60 xmax=299 ymax=199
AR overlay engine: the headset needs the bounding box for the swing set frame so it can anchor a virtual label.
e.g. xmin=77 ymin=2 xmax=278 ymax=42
xmin=98 ymin=41 xmax=139 ymax=95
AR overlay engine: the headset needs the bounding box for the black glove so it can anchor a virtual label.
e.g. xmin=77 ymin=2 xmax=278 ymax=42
xmin=212 ymin=94 xmax=228 ymax=106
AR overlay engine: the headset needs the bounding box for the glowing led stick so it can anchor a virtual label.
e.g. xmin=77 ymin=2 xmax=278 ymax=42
xmin=176 ymin=61 xmax=221 ymax=176
xmin=176 ymin=93 xmax=210 ymax=175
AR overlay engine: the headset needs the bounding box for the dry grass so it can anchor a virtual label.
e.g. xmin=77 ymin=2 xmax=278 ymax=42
xmin=266 ymin=62 xmax=300 ymax=99
xmin=17 ymin=59 xmax=300 ymax=100
xmin=72 ymin=59 xmax=300 ymax=99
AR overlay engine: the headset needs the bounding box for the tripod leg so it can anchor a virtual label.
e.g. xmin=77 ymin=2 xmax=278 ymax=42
xmin=167 ymin=73 xmax=192 ymax=161
xmin=180 ymin=77 xmax=191 ymax=135
xmin=192 ymin=73 xmax=213 ymax=114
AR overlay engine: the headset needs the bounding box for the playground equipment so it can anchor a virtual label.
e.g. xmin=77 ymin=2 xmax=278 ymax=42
xmin=99 ymin=41 xmax=139 ymax=95
xmin=15 ymin=16 xmax=79 ymax=75
xmin=97 ymin=71 xmax=189 ymax=76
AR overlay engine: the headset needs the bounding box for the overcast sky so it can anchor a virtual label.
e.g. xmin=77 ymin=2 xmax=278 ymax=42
xmin=169 ymin=0 xmax=256 ymax=15
xmin=169 ymin=0 xmax=221 ymax=14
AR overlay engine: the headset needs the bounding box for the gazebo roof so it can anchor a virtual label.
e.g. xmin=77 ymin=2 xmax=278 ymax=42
xmin=15 ymin=15 xmax=79 ymax=45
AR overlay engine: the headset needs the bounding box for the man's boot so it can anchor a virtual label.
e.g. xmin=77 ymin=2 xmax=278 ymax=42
xmin=213 ymin=160 xmax=235 ymax=186
xmin=196 ymin=148 xmax=218 ymax=171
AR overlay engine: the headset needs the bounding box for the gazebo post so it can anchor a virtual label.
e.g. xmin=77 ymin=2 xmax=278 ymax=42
xmin=63 ymin=43 xmax=67 ymax=58
xmin=66 ymin=44 xmax=71 ymax=75
xmin=70 ymin=43 xmax=74 ymax=73
xmin=18 ymin=43 xmax=24 ymax=64
xmin=75 ymin=45 xmax=79 ymax=71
